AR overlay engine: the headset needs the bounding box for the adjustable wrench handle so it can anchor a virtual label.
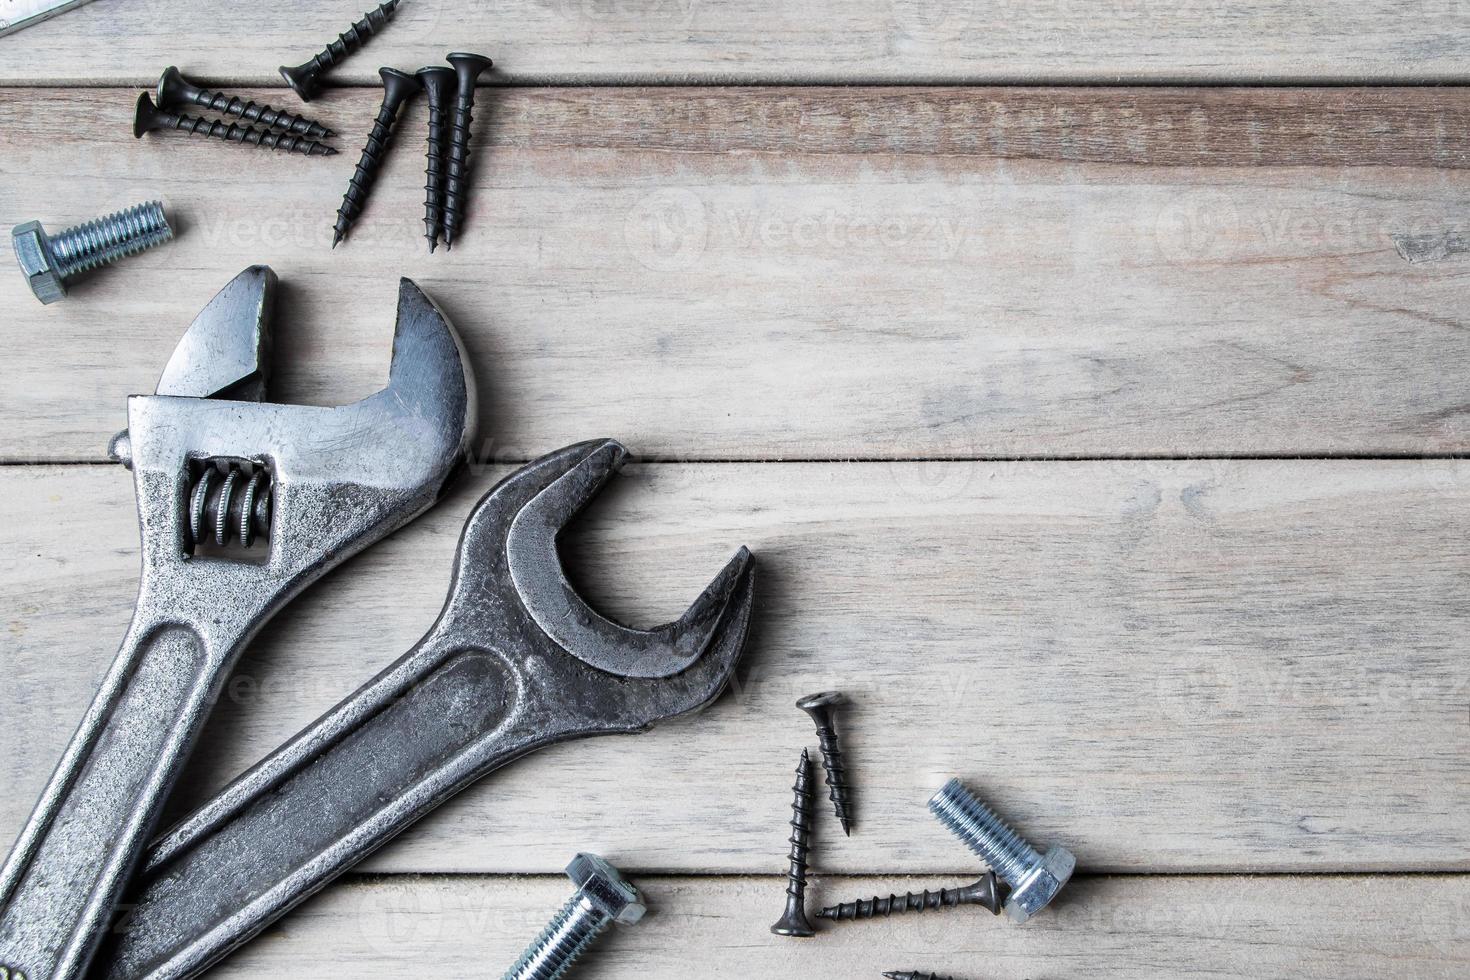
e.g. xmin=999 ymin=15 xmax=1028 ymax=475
xmin=0 ymin=624 xmax=217 ymax=980
xmin=100 ymin=639 xmax=554 ymax=980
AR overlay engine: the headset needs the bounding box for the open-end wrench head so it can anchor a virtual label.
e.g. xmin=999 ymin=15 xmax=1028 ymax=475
xmin=493 ymin=439 xmax=750 ymax=678
xmin=155 ymin=265 xmax=275 ymax=401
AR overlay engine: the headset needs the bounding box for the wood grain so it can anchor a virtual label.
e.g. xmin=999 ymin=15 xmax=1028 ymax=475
xmin=1 ymin=87 xmax=1468 ymax=463
xmin=206 ymin=873 xmax=1470 ymax=979
xmin=4 ymin=460 xmax=1468 ymax=875
xmin=1 ymin=0 xmax=1468 ymax=85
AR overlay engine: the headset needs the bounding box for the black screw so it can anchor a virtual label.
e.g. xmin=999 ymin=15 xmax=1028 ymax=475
xmin=133 ymin=93 xmax=337 ymax=157
xmin=798 ymin=691 xmax=854 ymax=836
xmin=332 ymin=67 xmax=421 ymax=248
xmin=416 ymin=66 xmax=455 ymax=253
xmin=817 ymin=874 xmax=1002 ymax=922
xmin=279 ymin=0 xmax=401 ymax=103
xmin=440 ymin=51 xmax=493 ymax=249
xmin=770 ymin=748 xmax=817 ymax=938
xmin=156 ymin=66 xmax=334 ymax=140
xmin=884 ymin=973 xmax=962 ymax=980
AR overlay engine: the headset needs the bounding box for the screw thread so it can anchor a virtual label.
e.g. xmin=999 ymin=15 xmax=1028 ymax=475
xmin=423 ymin=101 xmax=449 ymax=249
xmin=929 ymin=779 xmax=1040 ymax=887
xmin=334 ymin=101 xmax=404 ymax=244
xmin=817 ymin=875 xmax=999 ymax=921
xmin=501 ymin=894 xmax=610 ymax=980
xmin=812 ymin=725 xmax=853 ymax=834
xmin=49 ymin=202 xmax=173 ymax=280
xmin=441 ymin=91 xmax=476 ymax=246
xmin=785 ymin=748 xmax=816 ymax=904
xmin=169 ymin=111 xmax=336 ymax=156
xmin=191 ymin=87 xmax=333 ymax=139
xmin=884 ymin=973 xmax=960 ymax=980
xmin=308 ymin=0 xmax=398 ymax=76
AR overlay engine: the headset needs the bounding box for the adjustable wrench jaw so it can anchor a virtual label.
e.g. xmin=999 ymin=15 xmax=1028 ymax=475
xmin=120 ymin=272 xmax=477 ymax=639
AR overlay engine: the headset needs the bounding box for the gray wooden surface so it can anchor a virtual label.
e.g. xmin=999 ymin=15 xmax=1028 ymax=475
xmin=0 ymin=2 xmax=1467 ymax=977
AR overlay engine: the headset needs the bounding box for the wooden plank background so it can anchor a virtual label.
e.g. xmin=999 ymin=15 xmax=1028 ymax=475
xmin=1 ymin=1 xmax=1467 ymax=976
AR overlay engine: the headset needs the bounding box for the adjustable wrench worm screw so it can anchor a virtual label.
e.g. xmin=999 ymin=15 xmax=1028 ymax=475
xmin=333 ymin=67 xmax=421 ymax=247
xmin=155 ymin=66 xmax=334 ymax=140
xmin=279 ymin=0 xmax=400 ymax=102
xmin=797 ymin=691 xmax=854 ymax=835
xmin=441 ymin=51 xmax=493 ymax=249
xmin=817 ymin=874 xmax=1001 ymax=921
xmin=770 ymin=748 xmax=818 ymax=938
xmin=416 ymin=66 xmax=456 ymax=252
xmin=134 ymin=93 xmax=337 ymax=156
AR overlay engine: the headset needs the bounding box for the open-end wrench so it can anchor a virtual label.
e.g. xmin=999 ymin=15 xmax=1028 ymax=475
xmin=95 ymin=439 xmax=756 ymax=980
xmin=0 ymin=267 xmax=477 ymax=980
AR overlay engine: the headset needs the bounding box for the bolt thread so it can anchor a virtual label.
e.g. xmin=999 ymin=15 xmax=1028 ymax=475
xmin=812 ymin=725 xmax=853 ymax=833
xmin=422 ymin=100 xmax=449 ymax=249
xmin=441 ymin=89 xmax=477 ymax=246
xmin=334 ymin=101 xmax=404 ymax=244
xmin=190 ymin=87 xmax=334 ymax=139
xmin=168 ymin=111 xmax=336 ymax=156
xmin=817 ymin=876 xmax=999 ymax=921
xmin=884 ymin=973 xmax=960 ymax=980
xmin=784 ymin=748 xmax=816 ymax=905
xmin=305 ymin=0 xmax=398 ymax=78
xmin=929 ymin=779 xmax=1040 ymax=887
xmin=49 ymin=201 xmax=173 ymax=280
xmin=501 ymin=895 xmax=609 ymax=980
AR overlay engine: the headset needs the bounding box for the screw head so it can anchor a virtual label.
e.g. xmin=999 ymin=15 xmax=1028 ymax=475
xmin=12 ymin=221 xmax=64 ymax=304
xmin=416 ymin=65 xmax=457 ymax=101
xmin=378 ymin=66 xmax=422 ymax=107
xmin=1003 ymin=845 xmax=1075 ymax=924
xmin=155 ymin=66 xmax=196 ymax=109
xmin=769 ymin=905 xmax=815 ymax=938
xmin=446 ymin=51 xmax=494 ymax=90
xmin=797 ymin=690 xmax=843 ymax=714
xmin=566 ymin=853 xmax=646 ymax=926
xmin=278 ymin=62 xmax=318 ymax=102
xmin=132 ymin=92 xmax=172 ymax=138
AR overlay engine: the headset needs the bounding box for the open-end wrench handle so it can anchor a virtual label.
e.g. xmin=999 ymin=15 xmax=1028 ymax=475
xmin=102 ymin=638 xmax=543 ymax=980
xmin=0 ymin=618 xmax=251 ymax=980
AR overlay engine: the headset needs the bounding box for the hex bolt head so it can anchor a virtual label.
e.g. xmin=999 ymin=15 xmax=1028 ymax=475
xmin=500 ymin=853 xmax=645 ymax=980
xmin=928 ymin=777 xmax=1074 ymax=924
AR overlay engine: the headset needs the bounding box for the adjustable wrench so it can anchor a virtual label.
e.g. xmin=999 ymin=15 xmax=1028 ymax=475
xmin=98 ymin=439 xmax=755 ymax=980
xmin=0 ymin=267 xmax=477 ymax=980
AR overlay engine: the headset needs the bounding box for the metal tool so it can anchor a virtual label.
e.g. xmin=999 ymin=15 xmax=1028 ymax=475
xmin=98 ymin=438 xmax=755 ymax=980
xmin=279 ymin=0 xmax=400 ymax=102
xmin=154 ymin=66 xmax=335 ymax=140
xmin=0 ymin=266 xmax=476 ymax=980
xmin=333 ymin=67 xmax=420 ymax=247
xmin=818 ymin=874 xmax=1002 ymax=922
xmin=929 ymin=778 xmax=1074 ymax=924
xmin=770 ymin=748 xmax=817 ymax=938
xmin=133 ymin=93 xmax=338 ymax=157
xmin=0 ymin=0 xmax=97 ymax=39
xmin=502 ymin=853 xmax=646 ymax=980
xmin=12 ymin=202 xmax=173 ymax=305
xmin=797 ymin=691 xmax=854 ymax=835
xmin=441 ymin=52 xmax=493 ymax=249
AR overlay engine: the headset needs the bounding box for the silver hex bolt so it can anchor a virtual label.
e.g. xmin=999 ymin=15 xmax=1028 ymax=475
xmin=502 ymin=853 xmax=646 ymax=980
xmin=928 ymin=777 xmax=1075 ymax=924
xmin=11 ymin=201 xmax=173 ymax=305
